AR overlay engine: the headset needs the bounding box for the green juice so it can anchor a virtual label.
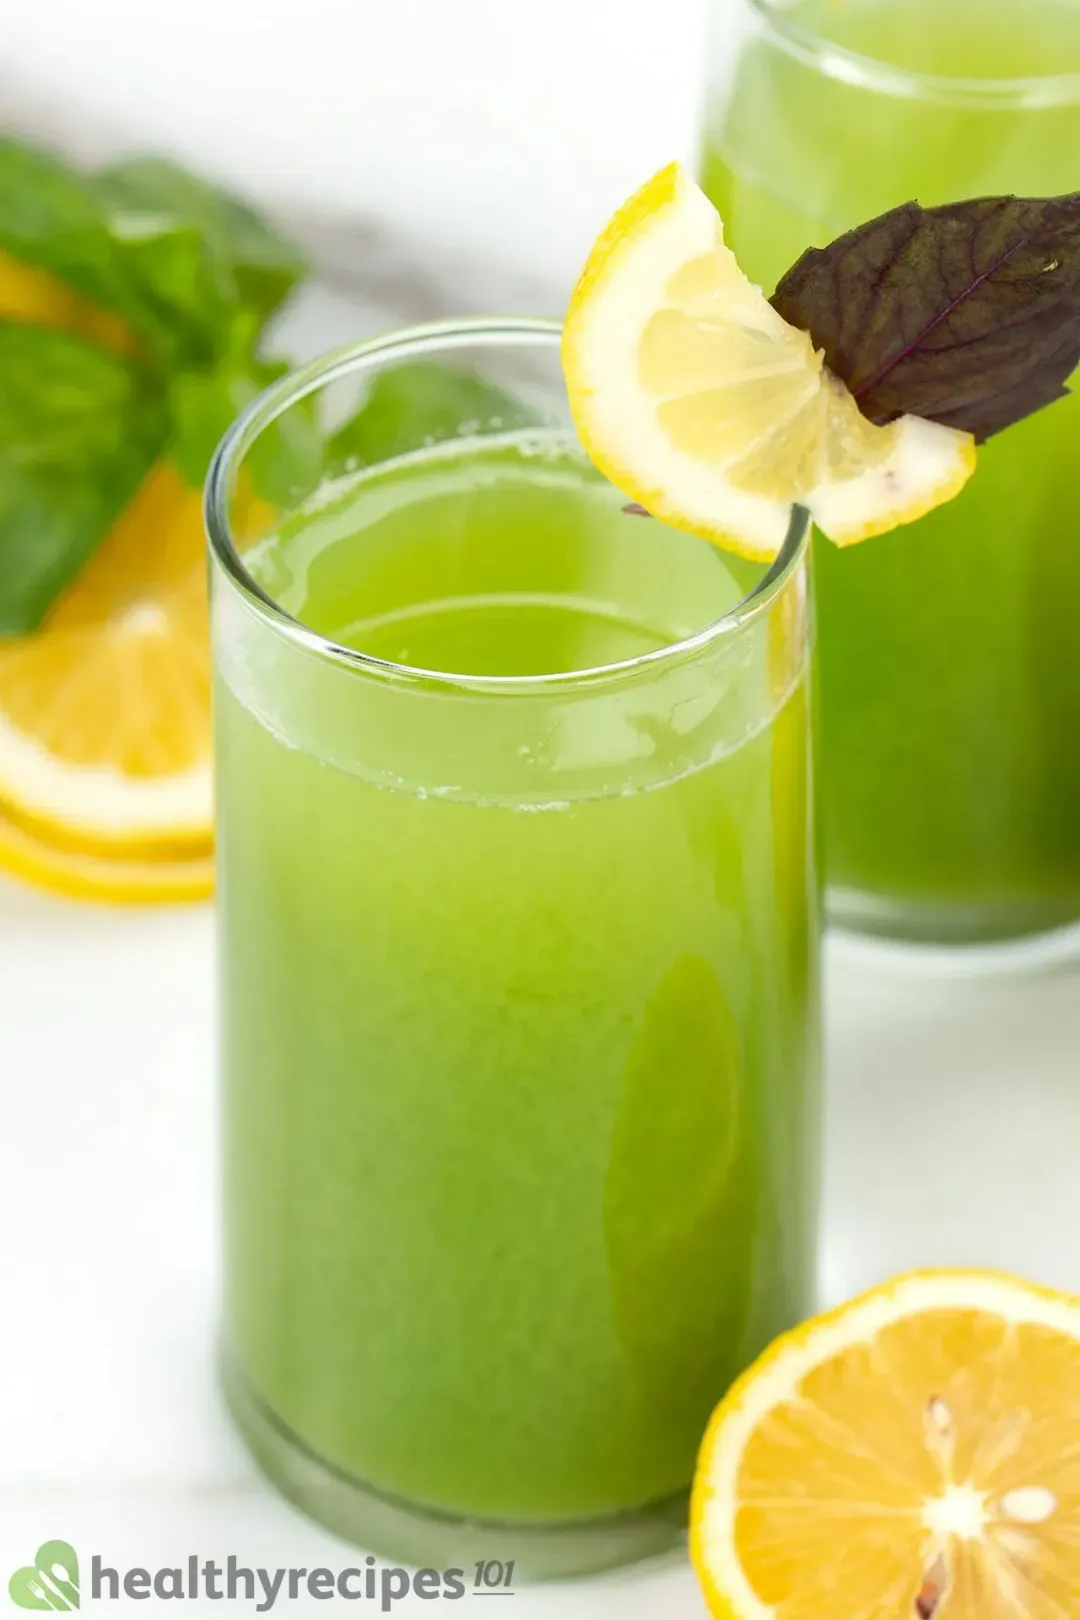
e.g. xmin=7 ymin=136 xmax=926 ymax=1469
xmin=215 ymin=431 xmax=818 ymax=1553
xmin=702 ymin=0 xmax=1080 ymax=940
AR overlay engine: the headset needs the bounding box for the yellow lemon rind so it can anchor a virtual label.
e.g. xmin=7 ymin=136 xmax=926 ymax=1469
xmin=689 ymin=1266 xmax=1080 ymax=1620
xmin=0 ymin=800 xmax=215 ymax=905
xmin=0 ymin=712 xmax=213 ymax=850
xmin=563 ymin=164 xmax=792 ymax=562
xmin=810 ymin=418 xmax=978 ymax=547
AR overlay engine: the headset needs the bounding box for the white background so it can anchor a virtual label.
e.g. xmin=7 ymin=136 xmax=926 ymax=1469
xmin=0 ymin=0 xmax=711 ymax=301
xmin=2 ymin=2 xmax=1080 ymax=1615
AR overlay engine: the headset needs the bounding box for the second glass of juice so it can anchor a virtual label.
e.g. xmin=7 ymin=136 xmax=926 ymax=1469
xmin=702 ymin=0 xmax=1080 ymax=948
xmin=207 ymin=321 xmax=819 ymax=1575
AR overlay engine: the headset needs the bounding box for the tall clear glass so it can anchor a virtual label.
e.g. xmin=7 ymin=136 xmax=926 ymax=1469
xmin=206 ymin=320 xmax=819 ymax=1576
xmin=702 ymin=0 xmax=1080 ymax=949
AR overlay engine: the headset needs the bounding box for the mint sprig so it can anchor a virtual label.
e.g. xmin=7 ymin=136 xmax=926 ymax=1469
xmin=771 ymin=194 xmax=1080 ymax=443
xmin=0 ymin=138 xmax=308 ymax=634
xmin=94 ymin=156 xmax=307 ymax=356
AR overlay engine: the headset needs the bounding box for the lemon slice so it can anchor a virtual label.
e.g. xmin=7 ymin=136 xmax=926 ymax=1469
xmin=0 ymin=461 xmax=214 ymax=853
xmin=562 ymin=164 xmax=976 ymax=560
xmin=0 ymin=800 xmax=214 ymax=905
xmin=691 ymin=1269 xmax=1080 ymax=1619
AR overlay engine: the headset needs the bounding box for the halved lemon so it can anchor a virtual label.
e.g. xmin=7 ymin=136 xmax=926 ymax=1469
xmin=691 ymin=1269 xmax=1080 ymax=1619
xmin=562 ymin=163 xmax=976 ymax=560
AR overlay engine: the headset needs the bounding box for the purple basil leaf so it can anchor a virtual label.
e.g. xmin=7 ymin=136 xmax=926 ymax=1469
xmin=771 ymin=194 xmax=1080 ymax=442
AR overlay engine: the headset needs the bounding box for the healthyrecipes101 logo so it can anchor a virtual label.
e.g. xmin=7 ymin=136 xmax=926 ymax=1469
xmin=10 ymin=1543 xmax=80 ymax=1611
xmin=9 ymin=1542 xmax=518 ymax=1611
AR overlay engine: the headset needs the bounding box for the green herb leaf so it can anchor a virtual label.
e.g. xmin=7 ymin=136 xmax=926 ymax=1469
xmin=169 ymin=368 xmax=259 ymax=491
xmin=95 ymin=157 xmax=307 ymax=331
xmin=0 ymin=139 xmax=307 ymax=374
xmin=243 ymin=361 xmax=324 ymax=509
xmin=169 ymin=357 xmax=322 ymax=507
xmin=771 ymin=194 xmax=1080 ymax=441
xmin=0 ymin=322 xmax=165 ymax=633
xmin=327 ymin=361 xmax=534 ymax=472
xmin=0 ymin=138 xmax=311 ymax=627
xmin=0 ymin=138 xmax=148 ymax=330
xmin=95 ymin=210 xmax=237 ymax=371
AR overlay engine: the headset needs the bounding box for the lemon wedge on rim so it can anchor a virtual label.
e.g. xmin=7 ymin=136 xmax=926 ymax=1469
xmin=562 ymin=163 xmax=976 ymax=560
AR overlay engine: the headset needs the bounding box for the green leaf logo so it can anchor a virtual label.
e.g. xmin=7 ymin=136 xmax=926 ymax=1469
xmin=8 ymin=1543 xmax=79 ymax=1611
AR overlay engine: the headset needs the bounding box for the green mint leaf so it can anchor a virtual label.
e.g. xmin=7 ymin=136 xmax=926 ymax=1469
xmin=0 ymin=322 xmax=165 ymax=633
xmin=771 ymin=194 xmax=1080 ymax=442
xmin=169 ymin=357 xmax=322 ymax=507
xmin=169 ymin=368 xmax=258 ymax=490
xmin=0 ymin=140 xmax=305 ymax=371
xmin=95 ymin=157 xmax=307 ymax=332
xmin=0 ymin=138 xmax=148 ymax=330
xmin=327 ymin=361 xmax=534 ymax=471
xmin=94 ymin=211 xmax=237 ymax=371
xmin=243 ymin=360 xmax=324 ymax=509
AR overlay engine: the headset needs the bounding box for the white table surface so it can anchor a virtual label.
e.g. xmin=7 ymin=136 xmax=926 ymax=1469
xmin=3 ymin=871 xmax=1079 ymax=1616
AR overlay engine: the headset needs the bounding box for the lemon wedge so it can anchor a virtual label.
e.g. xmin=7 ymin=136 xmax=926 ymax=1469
xmin=692 ymin=1269 xmax=1080 ymax=1619
xmin=562 ymin=163 xmax=976 ymax=560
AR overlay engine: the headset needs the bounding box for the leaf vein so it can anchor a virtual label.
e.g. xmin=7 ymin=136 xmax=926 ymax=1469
xmin=853 ymin=229 xmax=1036 ymax=402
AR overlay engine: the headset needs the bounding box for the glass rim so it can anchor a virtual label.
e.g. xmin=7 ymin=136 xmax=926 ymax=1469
xmin=205 ymin=316 xmax=811 ymax=696
xmin=744 ymin=0 xmax=1080 ymax=107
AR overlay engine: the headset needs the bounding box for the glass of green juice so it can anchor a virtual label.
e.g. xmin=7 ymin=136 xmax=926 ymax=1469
xmin=205 ymin=320 xmax=820 ymax=1575
xmin=702 ymin=0 xmax=1080 ymax=950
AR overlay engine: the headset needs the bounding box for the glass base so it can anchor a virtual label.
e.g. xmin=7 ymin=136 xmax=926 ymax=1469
xmin=829 ymin=886 xmax=1080 ymax=975
xmin=222 ymin=1353 xmax=690 ymax=1581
